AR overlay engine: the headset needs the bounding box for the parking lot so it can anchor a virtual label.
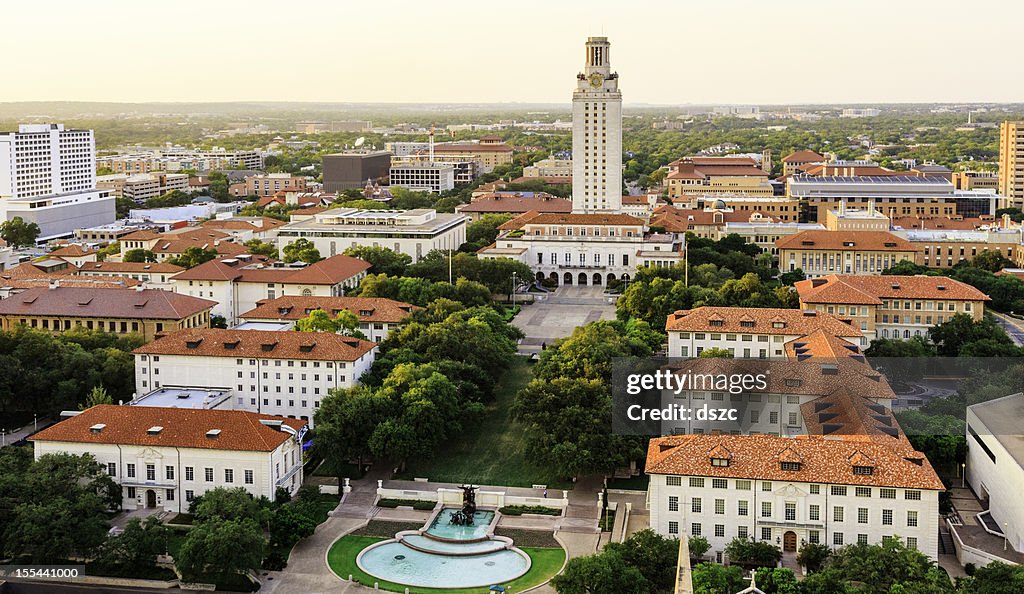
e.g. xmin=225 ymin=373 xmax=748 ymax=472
xmin=512 ymin=286 xmax=618 ymax=355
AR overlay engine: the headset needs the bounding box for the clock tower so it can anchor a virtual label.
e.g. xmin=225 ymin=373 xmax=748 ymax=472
xmin=572 ymin=37 xmax=622 ymax=213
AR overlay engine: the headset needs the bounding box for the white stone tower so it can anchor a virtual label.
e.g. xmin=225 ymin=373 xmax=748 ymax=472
xmin=572 ymin=37 xmax=623 ymax=213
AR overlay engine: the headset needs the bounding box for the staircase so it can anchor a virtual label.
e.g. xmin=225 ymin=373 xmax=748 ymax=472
xmin=781 ymin=552 xmax=802 ymax=575
xmin=939 ymin=526 xmax=956 ymax=555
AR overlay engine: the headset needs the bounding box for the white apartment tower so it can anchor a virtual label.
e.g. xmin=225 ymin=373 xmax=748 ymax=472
xmin=572 ymin=37 xmax=623 ymax=213
xmin=0 ymin=124 xmax=114 ymax=240
xmin=0 ymin=124 xmax=95 ymax=200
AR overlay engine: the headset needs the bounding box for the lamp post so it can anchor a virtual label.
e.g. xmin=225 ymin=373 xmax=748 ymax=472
xmin=33 ymin=414 xmax=37 ymax=432
xmin=1004 ymin=523 xmax=1009 ymax=552
xmin=961 ymin=463 xmax=966 ymax=489
xmin=511 ymin=271 xmax=518 ymax=306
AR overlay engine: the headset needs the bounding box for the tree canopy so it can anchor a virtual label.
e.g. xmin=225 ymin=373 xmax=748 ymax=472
xmin=0 ymin=216 xmax=41 ymax=248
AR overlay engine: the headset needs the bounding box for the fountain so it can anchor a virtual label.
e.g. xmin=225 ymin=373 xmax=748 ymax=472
xmin=356 ymin=485 xmax=531 ymax=589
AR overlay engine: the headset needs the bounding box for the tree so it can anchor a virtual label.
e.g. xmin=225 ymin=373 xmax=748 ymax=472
xmin=166 ymin=246 xmax=217 ymax=269
xmin=123 ymin=248 xmax=157 ymax=263
xmin=190 ymin=487 xmax=270 ymax=525
xmin=1 ymin=453 xmax=119 ymax=562
xmin=282 ymin=238 xmax=322 ymax=264
xmin=865 ymin=335 xmax=937 ymax=357
xmin=243 ymin=239 xmax=277 ymax=259
xmin=779 ymin=268 xmax=806 ymax=286
xmin=691 ymin=563 xmax=746 ymax=594
xmin=0 ymin=217 xmax=41 ymax=248
xmin=929 ymin=314 xmax=1021 ymax=357
xmin=688 ymin=535 xmax=711 ymax=561
xmin=824 ymin=539 xmax=952 ymax=594
xmin=796 ymin=541 xmax=831 ymax=573
xmin=95 ymin=516 xmax=172 ymax=575
xmin=798 ymin=568 xmax=854 ymax=594
xmin=551 ymin=552 xmax=650 ymax=594
xmin=343 ymin=245 xmax=411 ymax=276
xmin=207 ymin=171 xmax=230 ymax=202
xmin=115 ymin=196 xmax=135 ymax=219
xmin=210 ymin=315 xmax=228 ymax=329
xmin=144 ymin=189 xmax=191 ymax=209
xmin=461 ymin=214 xmax=513 ymax=251
xmin=176 ymin=518 xmax=264 ymax=583
xmin=269 ymin=505 xmax=316 ymax=550
xmin=699 ymin=347 xmax=733 ymax=358
xmin=295 ymin=308 xmax=366 ymax=339
xmin=79 ymin=385 xmax=112 ymax=410
xmin=313 ymin=386 xmax=391 ymax=473
xmin=753 ymin=567 xmax=799 ymax=594
xmin=882 ymin=260 xmax=932 ymax=276
xmin=604 ymin=530 xmax=678 ymax=592
xmin=970 ymin=249 xmax=1014 ymax=273
xmin=724 ymin=537 xmax=782 ymax=569
xmin=97 ymin=241 xmax=121 ymax=262
xmin=960 ymin=561 xmax=1024 ymax=594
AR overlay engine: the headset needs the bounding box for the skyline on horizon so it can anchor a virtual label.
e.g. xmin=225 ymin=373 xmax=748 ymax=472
xmin=3 ymin=1 xmax=1023 ymax=106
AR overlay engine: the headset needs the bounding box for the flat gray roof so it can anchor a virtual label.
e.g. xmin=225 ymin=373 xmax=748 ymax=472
xmin=970 ymin=393 xmax=1024 ymax=468
xmin=131 ymin=387 xmax=232 ymax=410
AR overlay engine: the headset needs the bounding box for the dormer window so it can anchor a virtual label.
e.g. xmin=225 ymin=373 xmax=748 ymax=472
xmin=709 ymin=320 xmax=724 ymax=327
xmin=781 ymin=462 xmax=801 ymax=471
xmin=711 ymin=457 xmax=730 ymax=467
xmin=772 ymin=322 xmax=786 ymax=329
xmin=784 ymin=379 xmax=802 ymax=387
xmin=740 ymin=321 xmax=755 ymax=328
xmin=853 ymin=466 xmax=874 ymax=476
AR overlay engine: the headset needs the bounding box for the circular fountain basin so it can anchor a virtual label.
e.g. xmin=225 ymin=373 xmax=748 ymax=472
xmin=425 ymin=508 xmax=495 ymax=541
xmin=357 ymin=541 xmax=530 ymax=588
xmin=401 ymin=533 xmax=508 ymax=555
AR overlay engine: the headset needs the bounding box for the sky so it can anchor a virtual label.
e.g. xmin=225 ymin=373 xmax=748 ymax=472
xmin=3 ymin=0 xmax=1022 ymax=105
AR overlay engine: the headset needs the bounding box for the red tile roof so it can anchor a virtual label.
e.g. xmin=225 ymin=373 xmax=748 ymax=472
xmin=0 ymin=287 xmax=215 ymax=320
xmin=775 ymin=230 xmax=916 ymax=252
xmin=241 ymin=296 xmax=420 ymax=324
xmin=645 ymin=433 xmax=943 ymax=490
xmin=49 ymin=245 xmax=98 ymax=258
xmin=77 ymin=262 xmax=185 ymax=275
xmin=782 ymin=150 xmax=825 ymax=163
xmin=31 ymin=405 xmax=304 ymax=452
xmin=795 ymin=274 xmax=990 ymax=304
xmin=134 ymin=327 xmax=376 ymax=361
xmin=665 ymin=306 xmax=862 ymax=338
xmin=172 ymin=255 xmax=370 ymax=285
xmin=459 ymin=194 xmax=571 ymax=215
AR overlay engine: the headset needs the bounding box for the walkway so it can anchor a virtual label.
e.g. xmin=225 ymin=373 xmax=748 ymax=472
xmin=513 ymin=287 xmax=616 ymax=355
xmin=0 ymin=416 xmax=49 ymax=448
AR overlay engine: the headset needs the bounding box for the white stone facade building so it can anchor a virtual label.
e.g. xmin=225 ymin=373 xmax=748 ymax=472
xmin=646 ymin=434 xmax=943 ymax=562
xmin=30 ymin=405 xmax=306 ymax=512
xmin=572 ymin=37 xmax=622 ymax=213
xmin=133 ymin=328 xmax=377 ymax=425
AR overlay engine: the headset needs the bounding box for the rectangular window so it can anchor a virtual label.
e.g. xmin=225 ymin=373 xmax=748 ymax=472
xmin=107 ymin=462 xmax=116 ymax=476
xmin=855 ymin=487 xmax=871 ymax=498
xmin=666 ymin=476 xmax=682 ymax=486
xmin=834 ymin=532 xmax=844 ymax=546
xmin=715 ymin=499 xmax=725 ymax=515
xmin=204 ymin=467 xmax=214 ymax=482
xmin=225 ymin=469 xmax=233 ymax=483
xmin=738 ymin=500 xmax=749 ymax=516
xmin=880 ymin=488 xmax=896 ymax=499
xmin=762 ymin=527 xmax=772 ymax=541
xmin=692 ymin=498 xmax=702 ymax=514
xmin=244 ymin=470 xmax=254 ymax=485
xmin=712 ymin=478 xmax=728 ymax=489
xmin=185 ymin=490 xmax=194 ymax=502
xmin=762 ymin=481 xmax=772 ymax=492
xmin=127 ymin=487 xmax=136 ymax=499
xmin=738 ymin=526 xmax=749 ymax=539
xmin=668 ymin=496 xmax=679 ymax=512
xmin=185 ymin=467 xmax=194 ymax=481
xmin=786 ymin=502 xmax=796 ymax=521
xmin=127 ymin=464 xmax=135 ymax=478
xmin=736 ymin=480 xmax=751 ymax=490
xmin=166 ymin=489 xmax=175 ymax=501
xmin=882 ymin=509 xmax=893 ymax=526
xmin=831 ymin=486 xmax=847 ymax=496
xmin=715 ymin=524 xmax=725 ymax=538
xmin=907 ymin=511 xmax=918 ymax=527
xmin=691 ymin=523 xmax=702 ymax=536
xmin=668 ymin=521 xmax=679 ymax=534
xmin=761 ymin=501 xmax=772 ymax=518
xmin=858 ymin=508 xmax=869 ymax=524
xmin=905 ymin=490 xmax=921 ymax=501
xmin=810 ymin=484 xmax=820 ymax=495
xmin=834 ymin=507 xmax=844 ymax=522
xmin=690 ymin=477 xmax=704 ymax=488
xmin=809 ymin=530 xmax=820 ymax=544
xmin=166 ymin=466 xmax=174 ymax=480
xmin=809 ymin=504 xmax=820 ymax=521
xmin=146 ymin=464 xmax=155 ymax=481
xmin=907 ymin=537 xmax=918 ymax=550
xmin=858 ymin=534 xmax=868 ymax=545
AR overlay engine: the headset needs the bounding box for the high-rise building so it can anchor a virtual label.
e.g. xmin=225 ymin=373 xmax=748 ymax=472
xmin=321 ymin=151 xmax=392 ymax=192
xmin=998 ymin=121 xmax=1024 ymax=209
xmin=571 ymin=37 xmax=622 ymax=213
xmin=0 ymin=123 xmax=115 ymax=240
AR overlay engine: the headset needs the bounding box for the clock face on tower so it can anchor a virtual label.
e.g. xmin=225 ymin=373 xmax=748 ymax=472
xmin=589 ymin=72 xmax=604 ymax=88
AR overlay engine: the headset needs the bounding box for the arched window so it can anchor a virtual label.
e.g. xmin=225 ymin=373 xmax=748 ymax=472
xmin=302 ymin=289 xmax=312 ymax=297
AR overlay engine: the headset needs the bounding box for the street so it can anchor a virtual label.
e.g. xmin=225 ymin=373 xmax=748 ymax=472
xmin=991 ymin=311 xmax=1024 ymax=346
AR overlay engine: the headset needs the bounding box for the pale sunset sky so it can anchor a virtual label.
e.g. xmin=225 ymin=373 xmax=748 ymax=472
xmin=2 ymin=0 xmax=1020 ymax=105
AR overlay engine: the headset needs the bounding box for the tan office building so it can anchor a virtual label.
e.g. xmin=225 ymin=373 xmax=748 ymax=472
xmin=999 ymin=121 xmax=1024 ymax=209
xmin=777 ymin=230 xmax=919 ymax=277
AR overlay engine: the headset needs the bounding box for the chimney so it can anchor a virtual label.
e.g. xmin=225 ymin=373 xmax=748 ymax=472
xmin=49 ymin=279 xmax=60 ymax=290
xmin=136 ymin=284 xmax=145 ymax=292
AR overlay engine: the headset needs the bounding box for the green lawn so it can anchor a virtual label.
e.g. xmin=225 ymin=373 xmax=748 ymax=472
xmin=397 ymin=357 xmax=571 ymax=489
xmin=327 ymin=535 xmax=565 ymax=594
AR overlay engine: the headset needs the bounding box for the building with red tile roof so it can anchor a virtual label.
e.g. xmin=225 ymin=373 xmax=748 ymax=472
xmin=31 ymin=404 xmax=306 ymax=512
xmin=776 ymin=230 xmax=919 ymax=278
xmin=239 ymin=295 xmax=420 ymax=342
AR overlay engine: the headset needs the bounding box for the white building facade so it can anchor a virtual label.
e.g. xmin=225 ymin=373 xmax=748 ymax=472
xmin=30 ymin=405 xmax=305 ymax=513
xmin=133 ymin=328 xmax=377 ymax=424
xmin=0 ymin=124 xmax=115 ymax=240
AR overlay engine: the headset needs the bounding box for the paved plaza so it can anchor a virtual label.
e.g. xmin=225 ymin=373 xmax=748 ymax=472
xmin=513 ymin=287 xmax=618 ymax=355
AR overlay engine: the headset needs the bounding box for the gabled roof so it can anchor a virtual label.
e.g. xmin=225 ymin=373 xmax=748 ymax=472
xmin=133 ymin=327 xmax=376 ymax=361
xmin=31 ymin=405 xmax=304 ymax=452
xmin=78 ymin=262 xmax=185 ymax=275
xmin=0 ymin=287 xmax=215 ymax=320
xmin=795 ymin=274 xmax=990 ymax=304
xmin=782 ymin=150 xmax=825 ymax=163
xmin=172 ymin=255 xmax=370 ymax=285
xmin=665 ymin=306 xmax=862 ymax=338
xmin=645 ymin=433 xmax=943 ymax=490
xmin=775 ymin=230 xmax=915 ymax=252
xmin=49 ymin=244 xmax=98 ymax=258
xmin=240 ymin=296 xmax=420 ymax=324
